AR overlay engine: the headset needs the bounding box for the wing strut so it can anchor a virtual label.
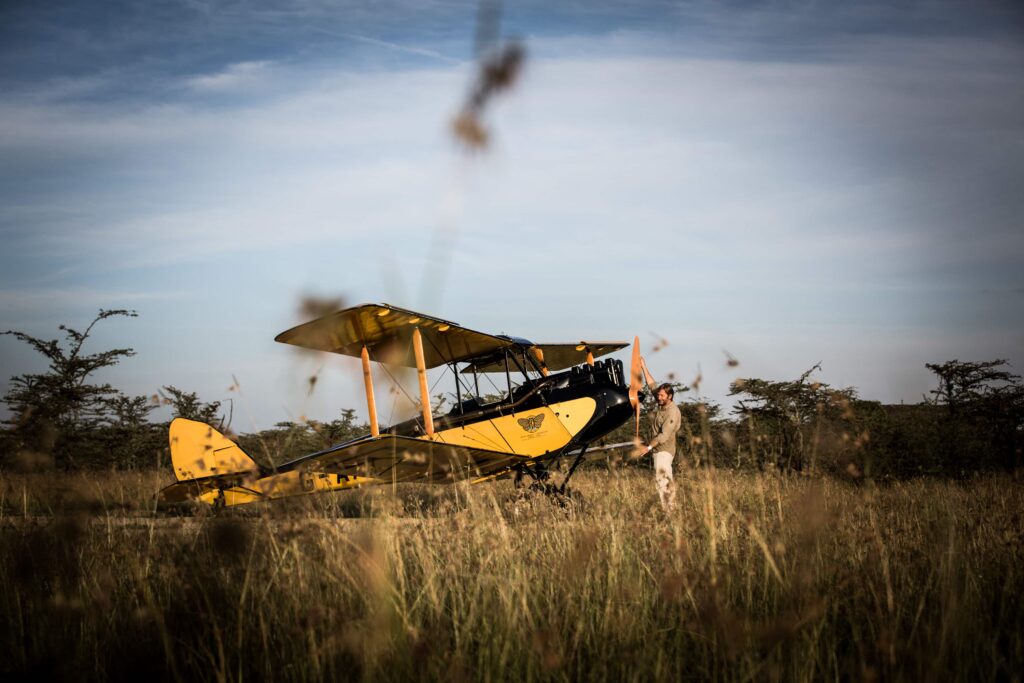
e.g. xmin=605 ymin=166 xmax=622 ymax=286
xmin=361 ymin=345 xmax=380 ymax=437
xmin=412 ymin=328 xmax=435 ymax=436
xmin=531 ymin=347 xmax=550 ymax=376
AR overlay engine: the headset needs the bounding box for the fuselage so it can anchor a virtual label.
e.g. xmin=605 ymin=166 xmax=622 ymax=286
xmin=389 ymin=355 xmax=633 ymax=460
xmin=275 ymin=354 xmax=633 ymax=476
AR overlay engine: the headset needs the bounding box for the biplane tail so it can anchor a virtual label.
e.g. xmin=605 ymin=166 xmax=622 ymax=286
xmin=168 ymin=417 xmax=259 ymax=481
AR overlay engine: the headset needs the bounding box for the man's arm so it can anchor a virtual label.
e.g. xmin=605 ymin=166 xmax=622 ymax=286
xmin=640 ymin=357 xmax=658 ymax=393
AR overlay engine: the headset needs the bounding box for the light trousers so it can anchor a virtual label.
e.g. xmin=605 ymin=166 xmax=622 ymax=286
xmin=653 ymin=451 xmax=676 ymax=512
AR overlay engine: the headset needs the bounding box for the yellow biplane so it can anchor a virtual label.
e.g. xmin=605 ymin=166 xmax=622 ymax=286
xmin=158 ymin=303 xmax=653 ymax=509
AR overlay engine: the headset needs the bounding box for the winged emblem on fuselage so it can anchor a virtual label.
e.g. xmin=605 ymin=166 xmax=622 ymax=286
xmin=517 ymin=414 xmax=545 ymax=433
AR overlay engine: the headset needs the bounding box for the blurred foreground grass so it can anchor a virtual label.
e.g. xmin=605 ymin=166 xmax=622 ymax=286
xmin=1 ymin=468 xmax=1021 ymax=681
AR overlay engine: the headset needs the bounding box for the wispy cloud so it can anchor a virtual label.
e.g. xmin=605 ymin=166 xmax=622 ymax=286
xmin=185 ymin=60 xmax=275 ymax=92
xmin=0 ymin=288 xmax=192 ymax=308
xmin=0 ymin=288 xmax=192 ymax=315
xmin=327 ymin=31 xmax=462 ymax=65
xmin=3 ymin=36 xmax=1023 ymax=291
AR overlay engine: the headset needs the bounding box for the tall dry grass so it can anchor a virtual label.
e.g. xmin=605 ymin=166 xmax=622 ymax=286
xmin=1 ymin=467 xmax=1021 ymax=681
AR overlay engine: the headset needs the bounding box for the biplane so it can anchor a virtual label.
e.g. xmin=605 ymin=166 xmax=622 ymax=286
xmin=158 ymin=303 xmax=653 ymax=508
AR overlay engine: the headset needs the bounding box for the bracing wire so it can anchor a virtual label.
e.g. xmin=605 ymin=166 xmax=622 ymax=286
xmin=378 ymin=363 xmax=416 ymax=405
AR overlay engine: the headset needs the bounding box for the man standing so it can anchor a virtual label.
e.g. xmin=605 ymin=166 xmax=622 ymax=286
xmin=643 ymin=381 xmax=681 ymax=513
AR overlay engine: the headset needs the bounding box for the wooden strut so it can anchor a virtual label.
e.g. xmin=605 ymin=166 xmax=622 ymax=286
xmin=412 ymin=328 xmax=434 ymax=436
xmin=361 ymin=345 xmax=379 ymax=437
xmin=531 ymin=347 xmax=550 ymax=376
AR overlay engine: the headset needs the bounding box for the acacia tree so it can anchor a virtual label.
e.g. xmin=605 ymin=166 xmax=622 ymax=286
xmin=106 ymin=394 xmax=159 ymax=469
xmin=674 ymin=396 xmax=722 ymax=468
xmin=729 ymin=363 xmax=858 ymax=472
xmin=313 ymin=408 xmax=366 ymax=447
xmin=2 ymin=309 xmax=139 ymax=468
xmin=927 ymin=360 xmax=1021 ymax=410
xmin=235 ymin=410 xmax=368 ymax=467
xmin=160 ymin=385 xmax=223 ymax=426
xmin=926 ymin=359 xmax=1024 ymax=471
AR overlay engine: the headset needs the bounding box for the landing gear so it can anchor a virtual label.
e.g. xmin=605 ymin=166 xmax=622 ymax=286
xmin=510 ymin=445 xmax=590 ymax=512
xmin=210 ymin=488 xmax=227 ymax=515
xmin=521 ymin=482 xmax=585 ymax=510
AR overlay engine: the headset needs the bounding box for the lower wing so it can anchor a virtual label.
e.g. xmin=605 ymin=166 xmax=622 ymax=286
xmin=287 ymin=434 xmax=531 ymax=484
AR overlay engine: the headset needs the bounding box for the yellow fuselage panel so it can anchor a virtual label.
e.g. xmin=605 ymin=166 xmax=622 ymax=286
xmin=550 ymin=396 xmax=598 ymax=441
xmin=429 ymin=397 xmax=596 ymax=457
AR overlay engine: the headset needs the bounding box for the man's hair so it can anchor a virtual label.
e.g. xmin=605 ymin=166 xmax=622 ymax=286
xmin=657 ymin=383 xmax=674 ymax=399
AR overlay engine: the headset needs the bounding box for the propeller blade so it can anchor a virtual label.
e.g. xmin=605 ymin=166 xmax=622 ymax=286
xmin=629 ymin=336 xmax=642 ymax=436
xmin=629 ymin=336 xmax=641 ymax=407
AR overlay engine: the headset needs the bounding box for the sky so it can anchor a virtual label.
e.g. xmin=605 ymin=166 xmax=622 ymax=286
xmin=1 ymin=0 xmax=1023 ymax=432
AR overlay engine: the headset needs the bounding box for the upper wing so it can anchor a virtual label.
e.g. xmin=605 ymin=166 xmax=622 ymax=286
xmin=463 ymin=342 xmax=628 ymax=373
xmin=285 ymin=434 xmax=529 ymax=483
xmin=274 ymin=303 xmax=514 ymax=369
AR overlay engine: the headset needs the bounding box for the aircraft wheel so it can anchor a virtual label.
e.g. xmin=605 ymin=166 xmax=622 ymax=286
xmin=210 ymin=489 xmax=227 ymax=516
xmin=513 ymin=468 xmax=526 ymax=489
xmin=553 ymin=487 xmax=586 ymax=513
xmin=529 ymin=482 xmax=586 ymax=513
xmin=506 ymin=481 xmax=586 ymax=516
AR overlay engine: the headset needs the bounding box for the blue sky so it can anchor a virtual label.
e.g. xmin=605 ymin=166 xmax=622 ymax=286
xmin=2 ymin=0 xmax=1023 ymax=431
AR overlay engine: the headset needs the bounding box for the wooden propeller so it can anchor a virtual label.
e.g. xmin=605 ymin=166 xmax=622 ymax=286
xmin=629 ymin=336 xmax=642 ymax=436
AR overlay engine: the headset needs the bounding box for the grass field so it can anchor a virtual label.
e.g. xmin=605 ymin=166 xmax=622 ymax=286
xmin=1 ymin=466 xmax=1021 ymax=681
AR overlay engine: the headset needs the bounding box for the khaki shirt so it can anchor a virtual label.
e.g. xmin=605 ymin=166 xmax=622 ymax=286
xmin=648 ymin=401 xmax=681 ymax=456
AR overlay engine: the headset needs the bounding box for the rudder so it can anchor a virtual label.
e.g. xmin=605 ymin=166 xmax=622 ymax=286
xmin=169 ymin=418 xmax=258 ymax=481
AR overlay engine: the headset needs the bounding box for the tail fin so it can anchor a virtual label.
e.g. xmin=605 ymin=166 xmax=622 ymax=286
xmin=169 ymin=417 xmax=258 ymax=481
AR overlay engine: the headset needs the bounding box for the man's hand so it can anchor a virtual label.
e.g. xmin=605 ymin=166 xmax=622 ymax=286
xmin=640 ymin=357 xmax=656 ymax=389
xmin=630 ymin=439 xmax=652 ymax=460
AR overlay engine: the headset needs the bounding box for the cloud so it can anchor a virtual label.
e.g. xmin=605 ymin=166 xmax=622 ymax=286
xmin=1 ymin=21 xmax=1023 ymax=425
xmin=185 ymin=60 xmax=275 ymax=92
xmin=2 ymin=36 xmax=1022 ymax=301
xmin=0 ymin=288 xmax=192 ymax=313
xmin=326 ymin=31 xmax=462 ymax=65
